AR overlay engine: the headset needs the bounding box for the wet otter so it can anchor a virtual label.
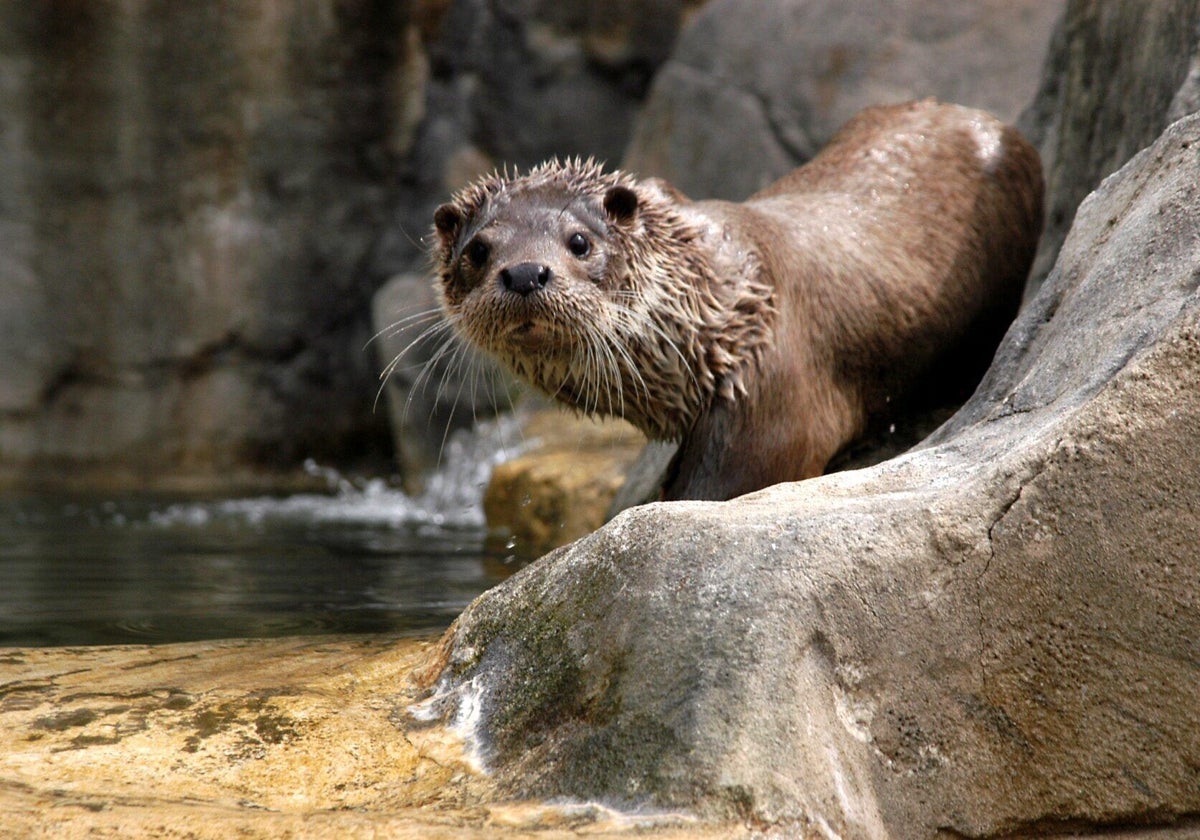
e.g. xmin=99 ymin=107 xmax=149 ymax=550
xmin=431 ymin=99 xmax=1043 ymax=501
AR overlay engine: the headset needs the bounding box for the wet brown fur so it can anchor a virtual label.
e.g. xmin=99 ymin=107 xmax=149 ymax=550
xmin=432 ymin=99 xmax=1043 ymax=501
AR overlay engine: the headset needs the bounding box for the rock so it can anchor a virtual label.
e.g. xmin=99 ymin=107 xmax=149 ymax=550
xmin=0 ymin=636 xmax=745 ymax=839
xmin=3 ymin=641 xmax=1197 ymax=840
xmin=419 ymin=108 xmax=1200 ymax=836
xmin=0 ymin=1 xmax=703 ymax=492
xmin=623 ymin=0 xmax=1064 ymax=199
xmin=0 ymin=2 xmax=409 ymax=491
xmin=482 ymin=412 xmax=645 ymax=556
xmin=604 ymin=440 xmax=679 ymax=517
xmin=1018 ymin=0 xmax=1200 ymax=297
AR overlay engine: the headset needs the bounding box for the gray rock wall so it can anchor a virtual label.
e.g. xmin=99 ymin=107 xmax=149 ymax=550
xmin=1019 ymin=0 xmax=1200 ymax=297
xmin=0 ymin=1 xmax=703 ymax=491
xmin=624 ymin=0 xmax=1064 ymax=199
xmin=0 ymin=2 xmax=410 ymax=489
xmin=0 ymin=2 xmax=688 ymax=490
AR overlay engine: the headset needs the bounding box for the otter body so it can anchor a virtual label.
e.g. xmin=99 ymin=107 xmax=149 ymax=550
xmin=432 ymin=100 xmax=1043 ymax=501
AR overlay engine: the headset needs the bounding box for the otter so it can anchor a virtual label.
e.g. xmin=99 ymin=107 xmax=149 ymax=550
xmin=431 ymin=99 xmax=1043 ymax=502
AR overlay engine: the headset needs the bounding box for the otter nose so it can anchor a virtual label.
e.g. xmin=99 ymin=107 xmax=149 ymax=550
xmin=500 ymin=262 xmax=551 ymax=296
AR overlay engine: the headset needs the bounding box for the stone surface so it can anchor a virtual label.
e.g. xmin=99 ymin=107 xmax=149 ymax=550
xmin=482 ymin=413 xmax=645 ymax=556
xmin=4 ymin=641 xmax=1198 ymax=839
xmin=1018 ymin=0 xmax=1200 ymax=297
xmin=0 ymin=2 xmax=410 ymax=491
xmin=623 ymin=0 xmax=1063 ymax=199
xmin=0 ymin=636 xmax=745 ymax=839
xmin=418 ymin=108 xmax=1200 ymax=837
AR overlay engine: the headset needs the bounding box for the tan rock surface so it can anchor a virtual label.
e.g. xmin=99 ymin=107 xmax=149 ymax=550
xmin=484 ymin=413 xmax=646 ymax=556
xmin=0 ymin=636 xmax=743 ymax=839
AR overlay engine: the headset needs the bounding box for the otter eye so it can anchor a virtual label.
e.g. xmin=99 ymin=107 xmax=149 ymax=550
xmin=567 ymin=232 xmax=591 ymax=258
xmin=464 ymin=238 xmax=490 ymax=268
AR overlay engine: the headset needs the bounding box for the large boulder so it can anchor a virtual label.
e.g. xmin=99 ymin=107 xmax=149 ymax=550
xmin=420 ymin=105 xmax=1200 ymax=837
xmin=623 ymin=0 xmax=1064 ymax=199
xmin=482 ymin=412 xmax=645 ymax=557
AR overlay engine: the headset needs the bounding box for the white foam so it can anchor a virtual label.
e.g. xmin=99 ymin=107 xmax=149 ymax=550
xmin=146 ymin=414 xmax=528 ymax=531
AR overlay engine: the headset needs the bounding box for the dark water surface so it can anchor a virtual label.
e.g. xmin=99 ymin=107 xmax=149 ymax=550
xmin=0 ymin=468 xmax=518 ymax=647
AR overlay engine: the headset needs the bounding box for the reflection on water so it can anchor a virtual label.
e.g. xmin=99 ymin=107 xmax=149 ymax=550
xmin=0 ymin=425 xmax=530 ymax=648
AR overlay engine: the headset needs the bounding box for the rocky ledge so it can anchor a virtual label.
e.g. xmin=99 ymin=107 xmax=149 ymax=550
xmin=417 ymin=109 xmax=1200 ymax=838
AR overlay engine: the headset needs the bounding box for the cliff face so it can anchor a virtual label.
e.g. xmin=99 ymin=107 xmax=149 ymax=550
xmin=0 ymin=3 xmax=408 ymax=489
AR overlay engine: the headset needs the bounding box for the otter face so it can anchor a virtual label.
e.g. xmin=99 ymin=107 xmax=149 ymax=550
xmin=428 ymin=161 xmax=723 ymax=439
xmin=433 ymin=184 xmax=639 ymax=360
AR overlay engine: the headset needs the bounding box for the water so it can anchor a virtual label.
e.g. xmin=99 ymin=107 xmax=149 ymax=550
xmin=0 ymin=425 xmax=530 ymax=648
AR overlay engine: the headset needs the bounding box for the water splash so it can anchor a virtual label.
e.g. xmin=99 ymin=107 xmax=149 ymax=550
xmin=146 ymin=415 xmax=527 ymax=531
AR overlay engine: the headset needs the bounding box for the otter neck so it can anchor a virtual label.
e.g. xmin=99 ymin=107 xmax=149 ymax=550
xmin=602 ymin=211 xmax=775 ymax=441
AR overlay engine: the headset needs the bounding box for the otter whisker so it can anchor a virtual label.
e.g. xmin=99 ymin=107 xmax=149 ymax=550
xmin=379 ymin=317 xmax=456 ymax=383
xmin=404 ymin=329 xmax=468 ymax=423
xmin=590 ymin=321 xmax=622 ymax=419
xmin=365 ymin=306 xmax=446 ymax=351
xmin=605 ymin=305 xmax=664 ymax=410
xmin=586 ymin=314 xmax=626 ymax=419
xmin=434 ymin=343 xmax=475 ymax=467
xmin=587 ymin=316 xmax=629 ymax=420
xmin=424 ymin=334 xmax=476 ymax=412
xmin=374 ymin=318 xmax=458 ymax=413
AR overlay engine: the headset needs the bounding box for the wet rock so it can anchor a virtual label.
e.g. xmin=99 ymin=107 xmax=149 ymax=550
xmin=1018 ymin=0 xmax=1200 ymax=298
xmin=421 ymin=108 xmax=1200 ymax=837
xmin=624 ymin=0 xmax=1064 ymax=199
xmin=482 ymin=413 xmax=645 ymax=556
xmin=0 ymin=637 xmax=743 ymax=839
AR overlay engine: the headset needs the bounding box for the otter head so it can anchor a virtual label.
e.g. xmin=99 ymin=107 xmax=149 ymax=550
xmin=429 ymin=159 xmax=766 ymax=439
xmin=431 ymin=159 xmax=691 ymax=434
xmin=432 ymin=168 xmax=640 ymax=360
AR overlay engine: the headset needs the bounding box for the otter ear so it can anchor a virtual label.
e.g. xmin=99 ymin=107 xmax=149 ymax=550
xmin=433 ymin=203 xmax=464 ymax=244
xmin=602 ymin=185 xmax=639 ymax=225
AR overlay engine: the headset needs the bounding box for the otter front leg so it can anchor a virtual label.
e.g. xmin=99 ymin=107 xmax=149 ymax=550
xmin=662 ymin=400 xmax=831 ymax=502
